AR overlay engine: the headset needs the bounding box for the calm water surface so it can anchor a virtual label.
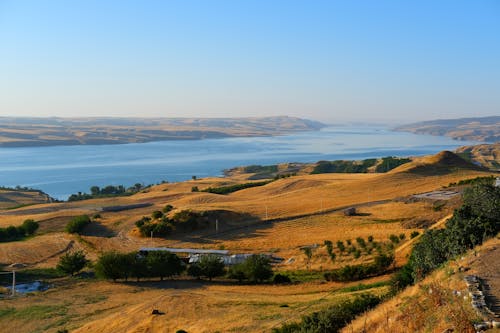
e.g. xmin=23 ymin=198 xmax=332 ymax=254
xmin=0 ymin=127 xmax=478 ymax=199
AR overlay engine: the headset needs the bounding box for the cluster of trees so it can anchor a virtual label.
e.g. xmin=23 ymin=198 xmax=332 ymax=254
xmin=242 ymin=165 xmax=279 ymax=174
xmin=68 ymin=184 xmax=144 ymax=201
xmin=374 ymin=156 xmax=411 ymax=172
xmin=93 ymin=250 xmax=275 ymax=283
xmin=0 ymin=219 xmax=39 ymax=242
xmin=392 ymin=183 xmax=500 ymax=291
xmin=324 ymin=254 xmax=394 ymax=282
xmin=65 ymin=215 xmax=91 ymax=234
xmin=448 ymin=175 xmax=495 ymax=187
xmin=135 ymin=209 xmax=207 ymax=237
xmin=272 ymin=294 xmax=381 ymax=333
xmin=95 ymin=250 xmax=184 ymax=282
xmin=201 ymin=180 xmax=273 ymax=195
xmin=311 ymin=159 xmax=377 ymax=174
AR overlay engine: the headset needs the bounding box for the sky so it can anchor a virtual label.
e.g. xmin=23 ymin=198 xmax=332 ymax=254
xmin=0 ymin=1 xmax=499 ymax=124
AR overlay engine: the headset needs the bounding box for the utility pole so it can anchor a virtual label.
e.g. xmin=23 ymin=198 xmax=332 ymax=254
xmin=12 ymin=271 xmax=15 ymax=297
xmin=150 ymin=231 xmax=153 ymax=247
xmin=215 ymin=219 xmax=219 ymax=233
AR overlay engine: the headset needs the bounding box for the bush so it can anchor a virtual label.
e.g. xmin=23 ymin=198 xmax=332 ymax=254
xmin=151 ymin=210 xmax=163 ymax=219
xmin=273 ymin=273 xmax=292 ymax=284
xmin=21 ymin=219 xmax=39 ymax=235
xmin=410 ymin=231 xmax=420 ymax=239
xmin=57 ymin=250 xmax=88 ymax=276
xmin=162 ymin=204 xmax=174 ymax=213
xmin=65 ymin=215 xmax=91 ymax=234
xmin=389 ymin=234 xmax=399 ymax=244
xmin=191 ymin=186 xmax=199 ymax=192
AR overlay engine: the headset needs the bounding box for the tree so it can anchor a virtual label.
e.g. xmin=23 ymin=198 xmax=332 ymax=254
xmin=95 ymin=251 xmax=129 ymax=282
xmin=129 ymin=252 xmax=148 ymax=282
xmin=146 ymin=251 xmax=184 ymax=281
xmin=57 ymin=250 xmax=88 ymax=276
xmin=242 ymin=255 xmax=273 ymax=283
xmin=187 ymin=263 xmax=203 ymax=279
xmin=90 ymin=186 xmax=100 ymax=196
xmin=227 ymin=264 xmax=247 ymax=282
xmin=463 ymin=183 xmax=500 ymax=221
xmin=198 ymin=254 xmax=225 ymax=281
xmin=302 ymin=247 xmax=313 ymax=270
xmin=21 ymin=219 xmax=39 ymax=235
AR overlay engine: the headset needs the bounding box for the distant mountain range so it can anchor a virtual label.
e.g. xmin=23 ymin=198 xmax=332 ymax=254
xmin=395 ymin=116 xmax=500 ymax=142
xmin=0 ymin=116 xmax=326 ymax=147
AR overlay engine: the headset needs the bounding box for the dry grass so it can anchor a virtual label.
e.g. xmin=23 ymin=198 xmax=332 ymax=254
xmin=342 ymin=237 xmax=500 ymax=333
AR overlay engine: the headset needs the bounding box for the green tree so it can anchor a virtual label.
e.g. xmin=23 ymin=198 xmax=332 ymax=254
xmin=146 ymin=251 xmax=184 ymax=281
xmin=95 ymin=251 xmax=129 ymax=282
xmin=57 ymin=250 xmax=88 ymax=276
xmin=21 ymin=219 xmax=39 ymax=235
xmin=463 ymin=183 xmax=500 ymax=221
xmin=129 ymin=252 xmax=148 ymax=282
xmin=198 ymin=254 xmax=225 ymax=281
xmin=187 ymin=263 xmax=203 ymax=279
xmin=302 ymin=247 xmax=313 ymax=270
xmin=242 ymin=255 xmax=273 ymax=283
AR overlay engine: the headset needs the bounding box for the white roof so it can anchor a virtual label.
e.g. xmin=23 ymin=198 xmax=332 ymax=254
xmin=139 ymin=247 xmax=229 ymax=255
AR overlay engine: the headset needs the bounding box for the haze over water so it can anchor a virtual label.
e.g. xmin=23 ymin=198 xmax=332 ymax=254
xmin=0 ymin=126 xmax=479 ymax=200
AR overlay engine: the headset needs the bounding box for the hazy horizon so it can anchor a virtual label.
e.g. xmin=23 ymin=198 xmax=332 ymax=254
xmin=1 ymin=1 xmax=499 ymax=123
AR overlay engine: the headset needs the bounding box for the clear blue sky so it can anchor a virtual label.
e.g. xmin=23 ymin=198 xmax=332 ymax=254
xmin=0 ymin=0 xmax=499 ymax=123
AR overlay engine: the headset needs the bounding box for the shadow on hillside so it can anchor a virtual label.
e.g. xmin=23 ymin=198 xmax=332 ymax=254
xmin=170 ymin=218 xmax=274 ymax=245
xmin=82 ymin=222 xmax=115 ymax=237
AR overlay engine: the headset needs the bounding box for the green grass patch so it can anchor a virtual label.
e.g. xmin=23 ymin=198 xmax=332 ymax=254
xmin=202 ymin=180 xmax=273 ymax=195
xmin=337 ymin=280 xmax=390 ymax=293
xmin=280 ymin=270 xmax=325 ymax=282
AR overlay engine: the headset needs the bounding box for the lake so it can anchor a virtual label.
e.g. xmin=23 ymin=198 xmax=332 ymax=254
xmin=0 ymin=126 xmax=478 ymax=200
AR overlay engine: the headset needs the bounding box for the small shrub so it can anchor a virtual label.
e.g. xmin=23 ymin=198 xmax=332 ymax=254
xmin=410 ymin=231 xmax=420 ymax=239
xmin=65 ymin=215 xmax=91 ymax=234
xmin=162 ymin=204 xmax=174 ymax=213
xmin=389 ymin=234 xmax=400 ymax=244
xmin=273 ymin=273 xmax=292 ymax=284
xmin=191 ymin=186 xmax=199 ymax=192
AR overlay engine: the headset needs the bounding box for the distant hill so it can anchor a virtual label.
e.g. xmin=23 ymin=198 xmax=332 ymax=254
xmin=456 ymin=142 xmax=500 ymax=171
xmin=0 ymin=116 xmax=326 ymax=147
xmin=0 ymin=187 xmax=54 ymax=209
xmin=395 ymin=116 xmax=500 ymax=142
xmin=388 ymin=150 xmax=484 ymax=175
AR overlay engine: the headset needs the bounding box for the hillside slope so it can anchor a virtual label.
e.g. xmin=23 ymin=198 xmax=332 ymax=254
xmin=395 ymin=116 xmax=500 ymax=142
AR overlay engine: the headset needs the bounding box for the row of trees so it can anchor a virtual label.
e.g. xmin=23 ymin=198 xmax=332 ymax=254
xmin=0 ymin=219 xmax=39 ymax=242
xmin=392 ymin=182 xmax=500 ymax=291
xmin=81 ymin=251 xmax=276 ymax=283
xmin=68 ymin=184 xmax=145 ymax=201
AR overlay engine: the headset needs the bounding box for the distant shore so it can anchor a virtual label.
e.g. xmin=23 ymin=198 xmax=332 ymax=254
xmin=0 ymin=116 xmax=325 ymax=148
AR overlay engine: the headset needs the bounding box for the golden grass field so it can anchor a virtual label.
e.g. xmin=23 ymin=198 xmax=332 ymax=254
xmin=0 ymin=151 xmax=497 ymax=332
